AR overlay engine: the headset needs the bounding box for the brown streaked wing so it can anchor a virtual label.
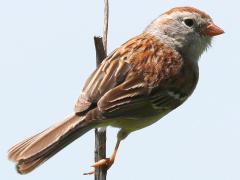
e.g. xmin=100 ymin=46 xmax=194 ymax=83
xmin=74 ymin=46 xmax=132 ymax=114
xmin=98 ymin=72 xmax=148 ymax=113
xmin=97 ymin=34 xmax=183 ymax=114
xmin=75 ymin=34 xmax=152 ymax=114
xmin=75 ymin=33 xmax=183 ymax=115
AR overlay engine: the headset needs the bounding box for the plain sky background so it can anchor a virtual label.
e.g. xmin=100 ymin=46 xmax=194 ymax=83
xmin=0 ymin=0 xmax=239 ymax=179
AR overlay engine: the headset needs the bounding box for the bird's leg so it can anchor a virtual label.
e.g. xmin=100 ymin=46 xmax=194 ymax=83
xmin=93 ymin=139 xmax=121 ymax=169
xmin=84 ymin=139 xmax=121 ymax=175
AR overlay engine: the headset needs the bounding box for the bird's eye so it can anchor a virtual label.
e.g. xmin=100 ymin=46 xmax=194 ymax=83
xmin=184 ymin=19 xmax=194 ymax=27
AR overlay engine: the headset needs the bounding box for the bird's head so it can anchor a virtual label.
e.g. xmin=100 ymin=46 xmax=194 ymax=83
xmin=145 ymin=7 xmax=224 ymax=61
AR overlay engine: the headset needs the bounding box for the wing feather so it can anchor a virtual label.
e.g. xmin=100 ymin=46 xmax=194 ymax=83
xmin=75 ymin=33 xmax=183 ymax=115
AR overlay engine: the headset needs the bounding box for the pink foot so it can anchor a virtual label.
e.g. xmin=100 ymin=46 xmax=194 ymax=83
xmin=83 ymin=158 xmax=114 ymax=175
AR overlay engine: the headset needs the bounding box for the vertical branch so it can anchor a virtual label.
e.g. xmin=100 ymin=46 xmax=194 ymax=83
xmin=94 ymin=37 xmax=107 ymax=66
xmin=94 ymin=37 xmax=107 ymax=180
xmin=94 ymin=0 xmax=109 ymax=180
xmin=103 ymin=0 xmax=109 ymax=52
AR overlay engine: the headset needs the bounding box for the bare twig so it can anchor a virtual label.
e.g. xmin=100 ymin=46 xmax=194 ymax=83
xmin=94 ymin=0 xmax=109 ymax=180
xmin=94 ymin=129 xmax=107 ymax=180
xmin=94 ymin=37 xmax=106 ymax=66
xmin=94 ymin=37 xmax=107 ymax=180
xmin=103 ymin=0 xmax=109 ymax=52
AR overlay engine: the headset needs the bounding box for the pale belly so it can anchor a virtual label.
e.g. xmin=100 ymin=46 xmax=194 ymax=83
xmin=107 ymin=108 xmax=171 ymax=132
xmin=98 ymin=94 xmax=186 ymax=133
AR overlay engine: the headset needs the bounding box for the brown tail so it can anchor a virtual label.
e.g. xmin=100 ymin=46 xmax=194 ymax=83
xmin=8 ymin=114 xmax=95 ymax=174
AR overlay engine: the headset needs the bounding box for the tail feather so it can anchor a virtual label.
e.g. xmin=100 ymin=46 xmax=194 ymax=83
xmin=8 ymin=113 xmax=95 ymax=174
xmin=17 ymin=156 xmax=48 ymax=174
xmin=9 ymin=131 xmax=46 ymax=161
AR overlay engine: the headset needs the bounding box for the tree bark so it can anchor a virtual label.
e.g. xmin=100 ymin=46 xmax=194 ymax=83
xmin=94 ymin=0 xmax=109 ymax=180
xmin=94 ymin=37 xmax=107 ymax=180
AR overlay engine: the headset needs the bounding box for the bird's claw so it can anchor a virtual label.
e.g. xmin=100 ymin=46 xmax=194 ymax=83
xmin=83 ymin=158 xmax=114 ymax=176
xmin=91 ymin=158 xmax=113 ymax=168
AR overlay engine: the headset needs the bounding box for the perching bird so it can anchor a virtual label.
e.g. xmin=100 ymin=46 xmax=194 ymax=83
xmin=8 ymin=6 xmax=224 ymax=175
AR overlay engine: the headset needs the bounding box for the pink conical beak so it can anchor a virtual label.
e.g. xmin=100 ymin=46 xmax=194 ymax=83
xmin=204 ymin=23 xmax=224 ymax=36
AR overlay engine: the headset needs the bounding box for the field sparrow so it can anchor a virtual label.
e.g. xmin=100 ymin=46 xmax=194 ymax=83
xmin=8 ymin=6 xmax=224 ymax=174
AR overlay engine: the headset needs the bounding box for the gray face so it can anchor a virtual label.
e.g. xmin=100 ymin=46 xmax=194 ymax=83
xmin=145 ymin=11 xmax=213 ymax=61
xmin=167 ymin=12 xmax=212 ymax=58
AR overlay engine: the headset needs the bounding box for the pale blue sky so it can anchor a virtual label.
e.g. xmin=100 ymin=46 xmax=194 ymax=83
xmin=0 ymin=0 xmax=239 ymax=179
